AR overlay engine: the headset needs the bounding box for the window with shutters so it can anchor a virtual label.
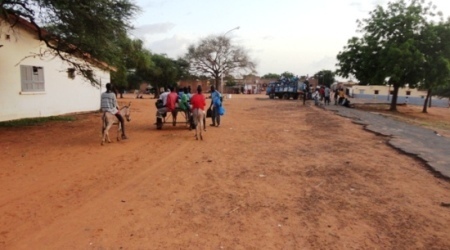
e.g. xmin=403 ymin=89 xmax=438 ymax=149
xmin=20 ymin=65 xmax=45 ymax=92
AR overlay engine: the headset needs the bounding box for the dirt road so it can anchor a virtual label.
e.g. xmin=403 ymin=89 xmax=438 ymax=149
xmin=1 ymin=94 xmax=449 ymax=249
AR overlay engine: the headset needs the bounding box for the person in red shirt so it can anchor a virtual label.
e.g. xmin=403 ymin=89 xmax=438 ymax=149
xmin=156 ymin=86 xmax=179 ymax=125
xmin=190 ymin=85 xmax=207 ymax=132
xmin=166 ymin=87 xmax=178 ymax=111
xmin=319 ymin=86 xmax=325 ymax=101
xmin=191 ymin=86 xmax=206 ymax=110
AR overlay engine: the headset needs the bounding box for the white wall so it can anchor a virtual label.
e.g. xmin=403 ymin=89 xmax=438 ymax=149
xmin=351 ymin=85 xmax=428 ymax=97
xmin=0 ymin=23 xmax=110 ymax=122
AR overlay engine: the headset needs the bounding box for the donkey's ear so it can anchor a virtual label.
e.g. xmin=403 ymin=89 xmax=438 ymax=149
xmin=128 ymin=102 xmax=131 ymax=107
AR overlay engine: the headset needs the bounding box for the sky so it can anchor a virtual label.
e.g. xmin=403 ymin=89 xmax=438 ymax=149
xmin=130 ymin=0 xmax=450 ymax=80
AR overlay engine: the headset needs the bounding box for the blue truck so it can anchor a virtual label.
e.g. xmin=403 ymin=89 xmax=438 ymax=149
xmin=266 ymin=77 xmax=305 ymax=100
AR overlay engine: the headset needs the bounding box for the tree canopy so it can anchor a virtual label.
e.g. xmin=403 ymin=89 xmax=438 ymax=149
xmin=416 ymin=20 xmax=450 ymax=112
xmin=111 ymin=38 xmax=154 ymax=89
xmin=336 ymin=0 xmax=450 ymax=111
xmin=262 ymin=72 xmax=297 ymax=80
xmin=313 ymin=70 xmax=335 ymax=87
xmin=0 ymin=0 xmax=140 ymax=86
xmin=433 ymin=84 xmax=450 ymax=98
xmin=280 ymin=71 xmax=295 ymax=79
xmin=134 ymin=53 xmax=189 ymax=96
xmin=262 ymin=73 xmax=281 ymax=79
xmin=185 ymin=35 xmax=256 ymax=90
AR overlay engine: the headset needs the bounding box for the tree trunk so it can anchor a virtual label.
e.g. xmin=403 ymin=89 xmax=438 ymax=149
xmin=422 ymin=89 xmax=432 ymax=113
xmin=428 ymin=93 xmax=432 ymax=108
xmin=214 ymin=76 xmax=220 ymax=91
xmin=389 ymin=84 xmax=400 ymax=111
xmin=155 ymin=84 xmax=161 ymax=98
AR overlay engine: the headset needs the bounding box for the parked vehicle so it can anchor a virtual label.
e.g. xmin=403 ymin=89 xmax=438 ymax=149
xmin=266 ymin=76 xmax=305 ymax=100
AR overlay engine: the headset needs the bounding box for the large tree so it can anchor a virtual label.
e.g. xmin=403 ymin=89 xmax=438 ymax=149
xmin=280 ymin=71 xmax=295 ymax=79
xmin=0 ymin=0 xmax=139 ymax=86
xmin=417 ymin=21 xmax=450 ymax=112
xmin=314 ymin=70 xmax=335 ymax=87
xmin=185 ymin=35 xmax=256 ymax=90
xmin=112 ymin=38 xmax=154 ymax=89
xmin=173 ymin=58 xmax=192 ymax=81
xmin=336 ymin=0 xmax=449 ymax=111
xmin=136 ymin=53 xmax=180 ymax=97
xmin=112 ymin=40 xmax=191 ymax=92
xmin=432 ymin=84 xmax=450 ymax=98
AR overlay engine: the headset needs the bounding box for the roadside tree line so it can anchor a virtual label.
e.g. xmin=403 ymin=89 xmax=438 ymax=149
xmin=2 ymin=0 xmax=449 ymax=112
xmin=0 ymin=0 xmax=255 ymax=96
xmin=263 ymin=0 xmax=450 ymax=112
xmin=336 ymin=0 xmax=450 ymax=112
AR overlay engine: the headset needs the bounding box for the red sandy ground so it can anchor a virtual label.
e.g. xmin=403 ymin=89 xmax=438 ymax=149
xmin=1 ymin=94 xmax=449 ymax=249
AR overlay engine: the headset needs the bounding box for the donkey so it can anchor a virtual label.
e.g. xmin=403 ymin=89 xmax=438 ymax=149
xmin=101 ymin=103 xmax=131 ymax=145
xmin=192 ymin=108 xmax=205 ymax=140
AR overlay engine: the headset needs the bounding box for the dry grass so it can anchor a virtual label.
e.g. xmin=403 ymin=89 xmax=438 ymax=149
xmin=354 ymin=103 xmax=450 ymax=137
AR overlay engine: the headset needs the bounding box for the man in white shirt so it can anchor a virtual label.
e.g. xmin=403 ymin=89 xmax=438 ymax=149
xmin=159 ymin=88 xmax=170 ymax=106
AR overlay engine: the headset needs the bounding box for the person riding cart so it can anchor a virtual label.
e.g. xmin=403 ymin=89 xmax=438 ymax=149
xmin=156 ymin=86 xmax=178 ymax=128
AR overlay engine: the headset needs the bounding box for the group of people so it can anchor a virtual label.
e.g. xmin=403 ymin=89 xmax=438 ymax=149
xmin=308 ymin=85 xmax=351 ymax=108
xmin=334 ymin=87 xmax=351 ymax=107
xmin=155 ymin=85 xmax=223 ymax=127
xmin=100 ymin=83 xmax=224 ymax=141
xmin=312 ymin=85 xmax=332 ymax=106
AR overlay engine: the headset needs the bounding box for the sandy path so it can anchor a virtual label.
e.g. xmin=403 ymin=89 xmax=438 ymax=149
xmin=1 ymin=94 xmax=449 ymax=249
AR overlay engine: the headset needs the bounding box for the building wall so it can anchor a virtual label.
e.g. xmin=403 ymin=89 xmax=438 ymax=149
xmin=350 ymin=85 xmax=449 ymax=107
xmin=0 ymin=23 xmax=110 ymax=122
xmin=351 ymin=85 xmax=427 ymax=97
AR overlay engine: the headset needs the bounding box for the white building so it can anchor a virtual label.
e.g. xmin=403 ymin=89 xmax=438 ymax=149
xmin=0 ymin=16 xmax=112 ymax=122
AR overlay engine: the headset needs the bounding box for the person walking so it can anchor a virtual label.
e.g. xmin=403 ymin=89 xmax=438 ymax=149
xmin=191 ymin=85 xmax=207 ymax=128
xmin=337 ymin=87 xmax=346 ymax=105
xmin=324 ymin=86 xmax=331 ymax=105
xmin=191 ymin=86 xmax=206 ymax=110
xmin=334 ymin=88 xmax=339 ymax=105
xmin=301 ymin=81 xmax=308 ymax=105
xmin=209 ymin=85 xmax=222 ymax=127
xmin=101 ymin=83 xmax=128 ymax=139
xmin=312 ymin=87 xmax=320 ymax=106
xmin=319 ymin=86 xmax=325 ymax=101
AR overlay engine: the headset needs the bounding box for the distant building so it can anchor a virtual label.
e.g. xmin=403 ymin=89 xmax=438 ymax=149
xmin=349 ymin=85 xmax=449 ymax=107
xmin=178 ymin=79 xmax=210 ymax=93
xmin=228 ymin=76 xmax=276 ymax=94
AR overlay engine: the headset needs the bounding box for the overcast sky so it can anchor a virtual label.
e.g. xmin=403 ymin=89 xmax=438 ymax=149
xmin=131 ymin=0 xmax=450 ymax=80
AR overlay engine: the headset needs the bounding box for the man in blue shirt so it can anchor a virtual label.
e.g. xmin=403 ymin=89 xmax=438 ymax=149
xmin=209 ymin=85 xmax=222 ymax=127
